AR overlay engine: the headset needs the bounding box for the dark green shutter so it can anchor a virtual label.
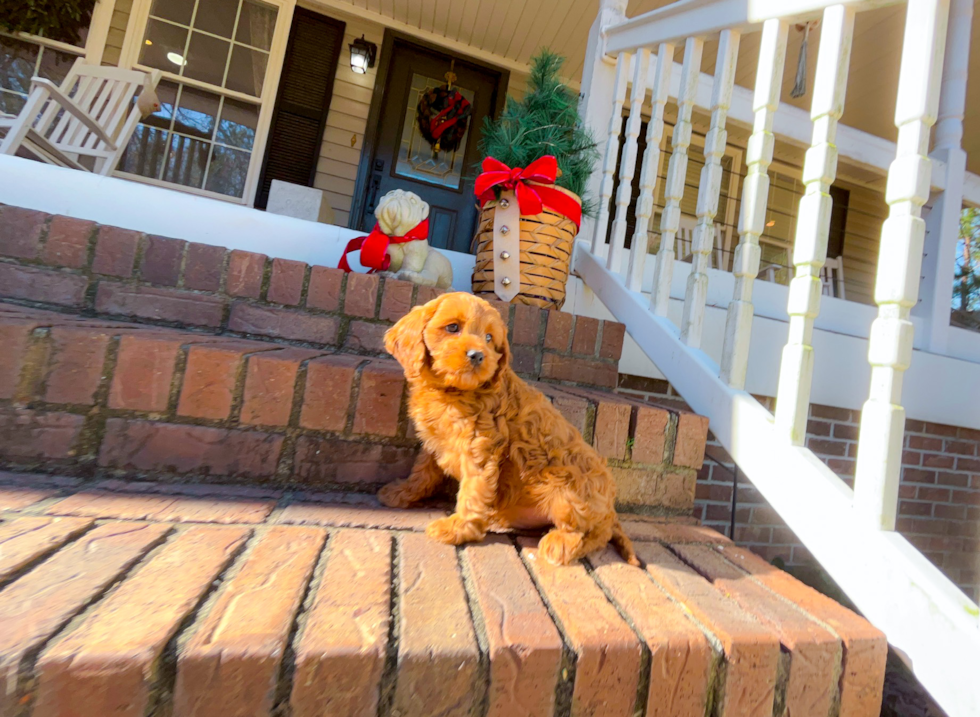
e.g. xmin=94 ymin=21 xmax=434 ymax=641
xmin=254 ymin=9 xmax=345 ymax=209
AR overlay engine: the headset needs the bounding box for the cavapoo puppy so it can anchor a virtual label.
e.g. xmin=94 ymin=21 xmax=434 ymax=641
xmin=378 ymin=292 xmax=639 ymax=567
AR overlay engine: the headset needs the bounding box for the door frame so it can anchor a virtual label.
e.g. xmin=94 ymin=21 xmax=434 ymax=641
xmin=349 ymin=29 xmax=510 ymax=233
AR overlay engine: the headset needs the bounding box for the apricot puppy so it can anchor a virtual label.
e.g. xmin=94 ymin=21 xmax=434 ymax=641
xmin=378 ymin=292 xmax=639 ymax=566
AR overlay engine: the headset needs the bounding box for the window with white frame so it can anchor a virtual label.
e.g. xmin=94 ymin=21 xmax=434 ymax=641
xmin=0 ymin=30 xmax=88 ymax=118
xmin=117 ymin=0 xmax=284 ymax=201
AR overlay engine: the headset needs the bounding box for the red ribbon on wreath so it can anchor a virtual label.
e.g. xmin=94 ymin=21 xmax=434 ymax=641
xmin=474 ymin=155 xmax=582 ymax=228
xmin=338 ymin=219 xmax=430 ymax=273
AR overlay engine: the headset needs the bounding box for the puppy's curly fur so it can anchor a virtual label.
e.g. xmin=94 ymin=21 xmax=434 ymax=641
xmin=378 ymin=292 xmax=639 ymax=567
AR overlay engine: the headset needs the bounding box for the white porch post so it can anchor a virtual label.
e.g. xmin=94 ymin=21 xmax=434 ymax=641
xmin=578 ymin=0 xmax=629 ymax=256
xmin=913 ymin=0 xmax=971 ymax=352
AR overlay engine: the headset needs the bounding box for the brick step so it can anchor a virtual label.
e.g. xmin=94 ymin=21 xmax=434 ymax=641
xmin=0 ymin=205 xmax=626 ymax=389
xmin=0 ymin=302 xmax=708 ymax=514
xmin=0 ymin=472 xmax=887 ymax=717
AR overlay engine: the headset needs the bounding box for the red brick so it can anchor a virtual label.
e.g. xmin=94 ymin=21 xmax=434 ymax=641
xmin=378 ymin=278 xmax=413 ymax=322
xmin=485 ymin=299 xmax=511 ymax=324
xmin=178 ymin=344 xmax=253 ymax=420
xmin=229 ymin=302 xmax=339 ymax=344
xmin=414 ymin=285 xmax=445 ymax=306
xmin=810 ymin=404 xmax=853 ymax=422
xmin=511 ymin=345 xmax=537 ymax=373
xmin=181 ymin=242 xmax=225 ymax=291
xmin=718 ymin=544 xmax=887 ymax=717
xmin=631 ymin=405 xmax=669 ymax=464
xmin=807 ymin=419 xmax=832 ymax=436
xmin=140 ymin=235 xmax=186 ymax=285
xmin=594 ymin=400 xmax=631 ymax=460
xmin=353 ymin=360 xmax=404 ymax=436
xmin=674 ymin=413 xmax=709 ymax=469
xmin=0 ymin=206 xmax=46 ymax=258
xmin=0 ymin=322 xmax=34 ymax=399
xmin=923 ymin=421 xmax=958 ymax=437
xmin=540 ymin=354 xmax=618 ymax=388
xmin=277 ymin=496 xmax=445 ymax=531
xmin=0 ymin=516 xmax=93 ymax=582
xmin=292 ymin=437 xmax=418 ymax=486
xmin=344 ymin=320 xmax=387 ymax=352
xmin=394 ymin=532 xmax=479 ymax=717
xmin=916 ymin=486 xmax=952 ymax=502
xmin=0 ymin=262 xmax=87 ymax=306
xmin=902 ymin=450 xmax=922 ymax=465
xmin=623 ymin=519 xmax=731 ymax=544
xmin=306 ymin=265 xmax=344 ymax=311
xmin=92 ymin=225 xmax=140 ymax=277
xmin=537 ymin=384 xmax=590 ymax=437
xmin=807 ymin=437 xmax=848 ymax=456
xmin=227 ymin=250 xmax=267 ymax=298
xmin=42 ymin=327 xmax=110 ymax=405
xmin=936 ymin=471 xmax=969 ymax=487
xmin=42 ymin=215 xmax=94 ymax=268
xmin=0 ymin=485 xmax=57 ymax=511
xmin=903 ymin=467 xmax=936 ymax=484
xmin=543 ymin=310 xmax=573 ymax=351
xmin=946 ymin=440 xmax=977 ymax=456
xmin=571 ymin=316 xmax=600 ymax=356
xmin=463 ymin=537 xmax=563 ymax=717
xmin=34 ymin=526 xmax=249 ymax=717
xmin=599 ymin=321 xmax=626 ymax=360
xmin=174 ymin=526 xmax=325 ymax=717
xmin=96 ymin=284 xmax=225 ymax=327
xmin=241 ymin=348 xmax=318 ymax=427
xmin=909 ymin=435 xmax=943 ymax=451
xmin=267 ymin=257 xmax=306 ymax=305
xmin=638 ymin=541 xmax=781 ymax=717
xmin=519 ymin=537 xmax=642 ymax=717
xmin=344 ymin=272 xmax=379 ymax=318
xmin=512 ymin=304 xmax=542 ymax=345
xmin=109 ymin=334 xmax=182 ymax=411
xmin=922 ymin=452 xmax=955 ymax=469
xmin=676 ymin=544 xmax=841 ymax=717
xmin=291 ymin=529 xmax=392 ymax=717
xmin=957 ymin=456 xmax=980 ymax=472
xmin=590 ymin=546 xmax=713 ymax=717
xmin=300 ymin=355 xmax=361 ymax=431
xmin=98 ymin=418 xmax=283 ymax=479
xmin=0 ymin=408 xmax=83 ymax=460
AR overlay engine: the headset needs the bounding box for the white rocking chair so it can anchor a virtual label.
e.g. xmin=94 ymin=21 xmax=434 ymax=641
xmin=821 ymin=256 xmax=846 ymax=299
xmin=0 ymin=59 xmax=161 ymax=176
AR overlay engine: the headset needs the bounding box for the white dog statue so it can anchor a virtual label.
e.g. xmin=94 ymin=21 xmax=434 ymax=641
xmin=376 ymin=190 xmax=453 ymax=289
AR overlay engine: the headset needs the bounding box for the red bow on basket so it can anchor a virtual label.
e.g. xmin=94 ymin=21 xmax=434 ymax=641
xmin=338 ymin=219 xmax=430 ymax=273
xmin=474 ymin=155 xmax=582 ymax=228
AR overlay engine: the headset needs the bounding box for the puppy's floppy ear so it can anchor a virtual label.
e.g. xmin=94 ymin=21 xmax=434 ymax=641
xmin=385 ymin=301 xmax=437 ymax=377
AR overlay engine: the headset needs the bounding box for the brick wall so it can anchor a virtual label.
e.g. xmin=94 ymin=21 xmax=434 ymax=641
xmin=0 ymin=206 xmax=624 ymax=390
xmin=617 ymin=376 xmax=980 ymax=601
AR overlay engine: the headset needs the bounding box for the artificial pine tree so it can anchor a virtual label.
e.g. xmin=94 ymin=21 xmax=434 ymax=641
xmin=478 ymin=49 xmax=598 ymax=211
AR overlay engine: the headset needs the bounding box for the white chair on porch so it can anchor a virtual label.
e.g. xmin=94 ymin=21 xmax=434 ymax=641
xmin=820 ymin=256 xmax=846 ymax=298
xmin=0 ymin=59 xmax=161 ymax=176
xmin=674 ymin=214 xmax=725 ymax=268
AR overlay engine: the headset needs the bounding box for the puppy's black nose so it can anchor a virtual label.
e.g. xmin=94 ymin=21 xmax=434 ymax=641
xmin=467 ymin=349 xmax=484 ymax=366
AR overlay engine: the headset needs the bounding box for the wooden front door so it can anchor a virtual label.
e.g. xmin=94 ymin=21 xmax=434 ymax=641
xmin=354 ymin=35 xmax=507 ymax=254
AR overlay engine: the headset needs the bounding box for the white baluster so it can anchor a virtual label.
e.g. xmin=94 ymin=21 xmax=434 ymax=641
xmin=592 ymin=52 xmax=630 ymax=261
xmin=774 ymin=5 xmax=855 ymax=444
xmin=608 ymin=48 xmax=650 ymax=275
xmin=721 ymin=19 xmax=789 ymax=388
xmin=680 ymin=30 xmax=740 ymax=348
xmin=854 ymin=0 xmax=951 ymax=531
xmin=627 ymin=43 xmax=674 ymax=292
xmin=650 ymin=37 xmax=703 ymax=316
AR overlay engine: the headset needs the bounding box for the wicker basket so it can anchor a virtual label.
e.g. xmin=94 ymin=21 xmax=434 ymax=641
xmin=471 ymin=184 xmax=580 ymax=310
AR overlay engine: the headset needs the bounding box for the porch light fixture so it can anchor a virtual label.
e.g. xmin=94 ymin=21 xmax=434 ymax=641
xmin=349 ymin=36 xmax=376 ymax=74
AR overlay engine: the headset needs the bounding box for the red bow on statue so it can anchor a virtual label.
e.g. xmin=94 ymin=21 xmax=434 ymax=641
xmin=474 ymin=155 xmax=582 ymax=227
xmin=338 ymin=219 xmax=429 ymax=273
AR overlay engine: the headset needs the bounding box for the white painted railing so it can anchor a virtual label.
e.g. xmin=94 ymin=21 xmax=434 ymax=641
xmin=576 ymin=1 xmax=980 ymax=715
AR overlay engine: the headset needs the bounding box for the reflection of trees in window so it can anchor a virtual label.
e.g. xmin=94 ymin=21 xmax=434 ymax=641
xmin=0 ymin=35 xmax=77 ymax=116
xmin=953 ymin=208 xmax=980 ymax=331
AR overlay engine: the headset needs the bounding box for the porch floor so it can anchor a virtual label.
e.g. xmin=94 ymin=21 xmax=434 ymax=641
xmin=0 ymin=471 xmax=887 ymax=717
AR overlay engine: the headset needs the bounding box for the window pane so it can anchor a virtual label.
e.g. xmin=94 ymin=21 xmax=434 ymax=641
xmin=225 ymin=45 xmax=266 ymax=96
xmin=206 ymin=145 xmax=250 ymax=197
xmin=217 ymin=98 xmax=258 ymax=150
xmin=173 ymin=86 xmax=219 ymax=140
xmin=140 ymin=19 xmax=189 ymax=72
xmin=149 ymin=0 xmax=195 ymax=26
xmin=163 ymin=133 xmax=210 ymax=188
xmin=0 ymin=36 xmax=39 ymax=96
xmin=120 ymin=125 xmax=170 ymax=179
xmin=236 ymin=0 xmax=277 ymax=50
xmin=0 ymin=89 xmax=26 ymax=116
xmin=37 ymin=47 xmax=76 ymax=85
xmin=195 ymin=0 xmax=240 ymax=38
xmin=184 ymin=32 xmax=230 ymax=86
xmin=143 ymin=80 xmax=178 ymax=131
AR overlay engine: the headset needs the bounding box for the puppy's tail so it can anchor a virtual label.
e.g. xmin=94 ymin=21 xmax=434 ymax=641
xmin=610 ymin=518 xmax=641 ymax=567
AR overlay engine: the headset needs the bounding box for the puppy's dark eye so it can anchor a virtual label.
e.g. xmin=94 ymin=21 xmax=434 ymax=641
xmin=485 ymin=333 xmax=492 ymax=343
xmin=446 ymin=323 xmax=460 ymax=333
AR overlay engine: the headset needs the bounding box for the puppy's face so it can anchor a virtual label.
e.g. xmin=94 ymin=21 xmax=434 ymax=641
xmin=385 ymin=292 xmax=509 ymax=390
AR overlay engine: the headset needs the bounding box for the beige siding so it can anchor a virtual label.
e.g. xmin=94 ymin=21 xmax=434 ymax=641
xmin=837 ymin=181 xmax=886 ymax=306
xmin=103 ymin=0 xmax=133 ymax=66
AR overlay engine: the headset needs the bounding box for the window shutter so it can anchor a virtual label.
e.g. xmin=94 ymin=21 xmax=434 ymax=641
xmin=254 ymin=9 xmax=345 ymax=209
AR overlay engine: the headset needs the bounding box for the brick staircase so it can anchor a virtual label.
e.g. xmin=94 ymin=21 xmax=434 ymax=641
xmin=0 ymin=205 xmax=887 ymax=717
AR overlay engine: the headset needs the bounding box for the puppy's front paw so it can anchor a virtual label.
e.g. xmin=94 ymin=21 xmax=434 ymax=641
xmin=425 ymin=514 xmax=485 ymax=545
xmin=377 ymin=481 xmax=418 ymax=509
xmin=538 ymin=529 xmax=584 ymax=566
